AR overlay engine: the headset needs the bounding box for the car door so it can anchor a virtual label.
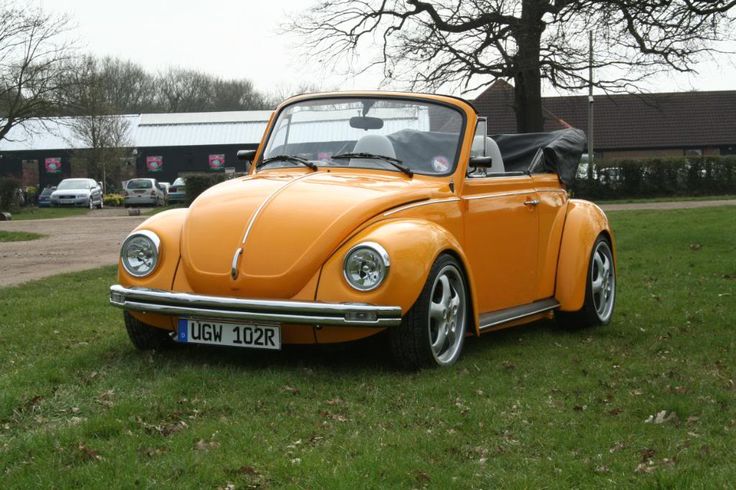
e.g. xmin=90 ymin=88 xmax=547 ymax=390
xmin=461 ymin=174 xmax=540 ymax=314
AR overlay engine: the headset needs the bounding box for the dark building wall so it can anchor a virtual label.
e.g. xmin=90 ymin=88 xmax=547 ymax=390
xmin=1 ymin=143 xmax=258 ymax=189
xmin=0 ymin=150 xmax=74 ymax=188
xmin=134 ymin=144 xmax=258 ymax=183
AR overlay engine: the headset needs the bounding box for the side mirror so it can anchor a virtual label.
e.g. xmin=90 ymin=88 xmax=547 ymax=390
xmin=237 ymin=149 xmax=258 ymax=162
xmin=469 ymin=156 xmax=494 ymax=167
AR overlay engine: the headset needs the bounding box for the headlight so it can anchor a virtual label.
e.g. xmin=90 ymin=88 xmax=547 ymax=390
xmin=121 ymin=230 xmax=160 ymax=277
xmin=343 ymin=242 xmax=390 ymax=291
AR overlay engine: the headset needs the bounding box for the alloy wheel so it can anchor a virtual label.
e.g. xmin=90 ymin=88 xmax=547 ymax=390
xmin=590 ymin=240 xmax=615 ymax=322
xmin=428 ymin=264 xmax=467 ymax=365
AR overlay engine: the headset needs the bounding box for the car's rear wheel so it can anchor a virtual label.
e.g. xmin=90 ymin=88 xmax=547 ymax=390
xmin=124 ymin=311 xmax=174 ymax=350
xmin=390 ymin=254 xmax=468 ymax=369
xmin=556 ymin=235 xmax=616 ymax=328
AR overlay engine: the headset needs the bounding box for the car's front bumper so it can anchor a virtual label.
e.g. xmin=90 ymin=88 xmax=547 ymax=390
xmin=109 ymin=285 xmax=402 ymax=328
xmin=51 ymin=197 xmax=90 ymax=207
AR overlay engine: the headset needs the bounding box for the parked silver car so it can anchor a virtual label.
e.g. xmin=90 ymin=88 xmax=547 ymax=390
xmin=50 ymin=178 xmax=103 ymax=209
xmin=124 ymin=178 xmax=166 ymax=207
xmin=167 ymin=177 xmax=186 ymax=204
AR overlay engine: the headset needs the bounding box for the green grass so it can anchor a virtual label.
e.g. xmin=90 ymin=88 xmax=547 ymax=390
xmin=1 ymin=207 xmax=734 ymax=488
xmin=0 ymin=230 xmax=45 ymax=242
xmin=10 ymin=206 xmax=89 ymax=220
xmin=593 ymin=194 xmax=736 ymax=205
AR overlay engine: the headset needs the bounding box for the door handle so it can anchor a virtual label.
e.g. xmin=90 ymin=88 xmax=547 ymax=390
xmin=523 ymin=199 xmax=540 ymax=206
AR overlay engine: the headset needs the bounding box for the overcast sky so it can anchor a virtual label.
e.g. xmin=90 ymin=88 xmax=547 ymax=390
xmin=37 ymin=0 xmax=736 ymax=100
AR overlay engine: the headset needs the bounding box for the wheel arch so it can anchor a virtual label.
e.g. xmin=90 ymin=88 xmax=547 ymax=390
xmin=436 ymin=247 xmax=480 ymax=336
xmin=555 ymin=199 xmax=616 ymax=312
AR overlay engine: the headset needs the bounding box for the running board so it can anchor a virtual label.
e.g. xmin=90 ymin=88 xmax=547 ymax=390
xmin=479 ymin=298 xmax=559 ymax=331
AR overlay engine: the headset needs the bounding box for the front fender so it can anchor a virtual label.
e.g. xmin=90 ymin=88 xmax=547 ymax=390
xmin=316 ymin=218 xmax=481 ymax=333
xmin=118 ymin=208 xmax=188 ymax=291
xmin=118 ymin=208 xmax=188 ymax=330
xmin=556 ymin=199 xmax=616 ymax=311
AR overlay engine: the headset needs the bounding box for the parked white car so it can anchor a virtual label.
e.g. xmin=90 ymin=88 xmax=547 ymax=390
xmin=124 ymin=178 xmax=166 ymax=207
xmin=50 ymin=178 xmax=103 ymax=209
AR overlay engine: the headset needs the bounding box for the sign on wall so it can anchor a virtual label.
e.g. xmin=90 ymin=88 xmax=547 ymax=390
xmin=146 ymin=156 xmax=163 ymax=172
xmin=44 ymin=157 xmax=62 ymax=174
xmin=208 ymin=154 xmax=225 ymax=170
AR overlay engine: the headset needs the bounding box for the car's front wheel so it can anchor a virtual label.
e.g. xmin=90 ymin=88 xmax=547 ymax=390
xmin=556 ymin=235 xmax=616 ymax=328
xmin=390 ymin=254 xmax=469 ymax=369
xmin=124 ymin=311 xmax=174 ymax=350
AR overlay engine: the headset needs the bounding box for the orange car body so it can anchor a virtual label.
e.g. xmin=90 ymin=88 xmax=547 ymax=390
xmin=112 ymin=91 xmax=614 ymax=347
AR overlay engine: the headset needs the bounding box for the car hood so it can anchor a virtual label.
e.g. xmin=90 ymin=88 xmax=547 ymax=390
xmin=180 ymin=170 xmax=441 ymax=298
xmin=51 ymin=189 xmax=90 ymax=197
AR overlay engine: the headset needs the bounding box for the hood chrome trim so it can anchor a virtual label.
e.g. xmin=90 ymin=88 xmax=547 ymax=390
xmin=230 ymin=247 xmax=243 ymax=280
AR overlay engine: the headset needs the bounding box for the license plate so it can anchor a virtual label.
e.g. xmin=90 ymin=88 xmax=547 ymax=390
xmin=177 ymin=318 xmax=281 ymax=350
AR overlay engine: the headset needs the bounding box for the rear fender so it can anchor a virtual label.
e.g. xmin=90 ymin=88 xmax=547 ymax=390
xmin=556 ymin=199 xmax=616 ymax=311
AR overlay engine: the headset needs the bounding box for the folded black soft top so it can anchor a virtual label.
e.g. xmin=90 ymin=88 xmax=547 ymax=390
xmin=493 ymin=128 xmax=586 ymax=186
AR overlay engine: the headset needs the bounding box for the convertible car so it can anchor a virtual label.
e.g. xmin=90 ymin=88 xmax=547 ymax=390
xmin=110 ymin=92 xmax=616 ymax=369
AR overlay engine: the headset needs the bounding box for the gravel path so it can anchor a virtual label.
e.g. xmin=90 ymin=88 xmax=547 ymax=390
xmin=0 ymin=199 xmax=733 ymax=289
xmin=0 ymin=211 xmax=146 ymax=288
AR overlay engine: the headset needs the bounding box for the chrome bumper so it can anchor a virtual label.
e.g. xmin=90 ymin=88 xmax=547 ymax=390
xmin=109 ymin=285 xmax=402 ymax=327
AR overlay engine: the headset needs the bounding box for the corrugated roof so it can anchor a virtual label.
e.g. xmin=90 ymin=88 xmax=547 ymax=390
xmin=0 ymin=116 xmax=139 ymax=151
xmin=134 ymin=121 xmax=268 ymax=147
xmin=139 ymin=111 xmax=272 ymax=125
xmin=0 ymin=111 xmax=272 ymax=151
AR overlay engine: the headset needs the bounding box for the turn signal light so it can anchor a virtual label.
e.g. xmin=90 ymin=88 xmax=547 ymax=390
xmin=345 ymin=311 xmax=378 ymax=322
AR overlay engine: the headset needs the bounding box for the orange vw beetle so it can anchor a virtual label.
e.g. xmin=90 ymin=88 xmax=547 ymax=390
xmin=110 ymin=92 xmax=616 ymax=369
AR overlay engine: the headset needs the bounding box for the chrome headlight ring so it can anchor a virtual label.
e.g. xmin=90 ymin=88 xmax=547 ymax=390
xmin=120 ymin=230 xmax=161 ymax=278
xmin=343 ymin=242 xmax=390 ymax=292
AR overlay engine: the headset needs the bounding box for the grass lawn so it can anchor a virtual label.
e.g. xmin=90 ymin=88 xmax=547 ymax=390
xmin=1 ymin=207 xmax=734 ymax=487
xmin=592 ymin=194 xmax=736 ymax=205
xmin=0 ymin=230 xmax=45 ymax=242
xmin=10 ymin=207 xmax=89 ymax=221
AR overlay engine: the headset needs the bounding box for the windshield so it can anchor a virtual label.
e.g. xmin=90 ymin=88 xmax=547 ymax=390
xmin=261 ymin=97 xmax=465 ymax=176
xmin=127 ymin=179 xmax=153 ymax=189
xmin=57 ymin=179 xmax=91 ymax=190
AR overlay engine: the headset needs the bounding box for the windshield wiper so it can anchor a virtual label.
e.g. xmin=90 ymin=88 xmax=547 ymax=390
xmin=331 ymin=152 xmax=413 ymax=177
xmin=259 ymin=154 xmax=318 ymax=171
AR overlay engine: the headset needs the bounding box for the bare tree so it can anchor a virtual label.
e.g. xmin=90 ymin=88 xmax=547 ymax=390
xmin=291 ymin=0 xmax=736 ymax=132
xmin=0 ymin=1 xmax=75 ymax=141
xmin=64 ymin=57 xmax=132 ymax=191
xmin=156 ymin=67 xmax=271 ymax=112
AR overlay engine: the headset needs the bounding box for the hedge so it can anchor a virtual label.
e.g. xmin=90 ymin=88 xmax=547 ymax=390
xmin=103 ymin=193 xmax=125 ymax=207
xmin=572 ymin=156 xmax=736 ymax=200
xmin=184 ymin=173 xmax=233 ymax=205
xmin=0 ymin=177 xmax=21 ymax=212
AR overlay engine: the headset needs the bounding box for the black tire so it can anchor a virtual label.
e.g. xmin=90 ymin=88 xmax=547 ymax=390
xmin=556 ymin=235 xmax=616 ymax=329
xmin=389 ymin=254 xmax=469 ymax=370
xmin=124 ymin=311 xmax=174 ymax=350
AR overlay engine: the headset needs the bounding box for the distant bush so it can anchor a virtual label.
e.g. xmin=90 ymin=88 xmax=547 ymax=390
xmin=572 ymin=156 xmax=736 ymax=200
xmin=25 ymin=186 xmax=38 ymax=205
xmin=104 ymin=193 xmax=125 ymax=207
xmin=184 ymin=173 xmax=232 ymax=205
xmin=0 ymin=177 xmax=21 ymax=212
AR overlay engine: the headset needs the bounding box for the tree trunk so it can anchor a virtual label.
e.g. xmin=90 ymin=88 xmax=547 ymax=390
xmin=513 ymin=1 xmax=545 ymax=133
